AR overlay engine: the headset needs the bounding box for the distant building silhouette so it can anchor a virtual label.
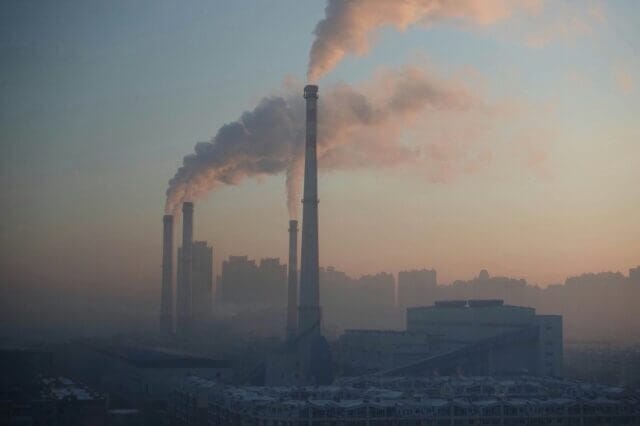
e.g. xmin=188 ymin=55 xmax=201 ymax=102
xmin=397 ymin=268 xmax=437 ymax=307
xmin=191 ymin=241 xmax=213 ymax=325
xmin=628 ymin=266 xmax=639 ymax=283
xmin=216 ymin=256 xmax=286 ymax=308
xmin=565 ymin=271 xmax=627 ymax=287
xmin=321 ymin=267 xmax=395 ymax=309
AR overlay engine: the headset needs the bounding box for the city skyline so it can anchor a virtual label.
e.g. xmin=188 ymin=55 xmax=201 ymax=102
xmin=2 ymin=0 xmax=640 ymax=296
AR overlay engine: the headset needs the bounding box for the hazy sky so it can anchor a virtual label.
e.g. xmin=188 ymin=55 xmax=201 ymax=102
xmin=1 ymin=0 xmax=639 ymax=293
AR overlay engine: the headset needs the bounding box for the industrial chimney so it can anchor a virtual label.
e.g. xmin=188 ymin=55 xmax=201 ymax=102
xmin=298 ymin=84 xmax=321 ymax=338
xmin=297 ymin=85 xmax=332 ymax=385
xmin=176 ymin=201 xmax=194 ymax=335
xmin=286 ymin=220 xmax=298 ymax=339
xmin=160 ymin=215 xmax=174 ymax=334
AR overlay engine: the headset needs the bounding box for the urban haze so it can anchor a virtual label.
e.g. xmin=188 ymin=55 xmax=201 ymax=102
xmin=1 ymin=1 xmax=640 ymax=425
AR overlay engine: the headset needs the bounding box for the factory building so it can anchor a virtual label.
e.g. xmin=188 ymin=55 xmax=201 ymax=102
xmin=337 ymin=300 xmax=562 ymax=379
xmin=406 ymin=299 xmax=562 ymax=377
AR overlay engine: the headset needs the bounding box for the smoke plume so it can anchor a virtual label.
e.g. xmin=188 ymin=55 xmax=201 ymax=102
xmin=165 ymin=64 xmax=486 ymax=217
xmin=307 ymin=0 xmax=541 ymax=81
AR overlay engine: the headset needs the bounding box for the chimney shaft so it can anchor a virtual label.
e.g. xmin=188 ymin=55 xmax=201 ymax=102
xmin=286 ymin=220 xmax=299 ymax=339
xmin=177 ymin=202 xmax=194 ymax=334
xmin=161 ymin=215 xmax=174 ymax=334
xmin=298 ymin=85 xmax=321 ymax=337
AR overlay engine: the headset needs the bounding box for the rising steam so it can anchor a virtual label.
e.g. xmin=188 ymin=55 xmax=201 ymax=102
xmin=165 ymin=65 xmax=484 ymax=217
xmin=307 ymin=0 xmax=541 ymax=81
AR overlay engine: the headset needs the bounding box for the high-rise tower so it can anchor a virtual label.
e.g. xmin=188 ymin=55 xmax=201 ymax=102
xmin=160 ymin=215 xmax=174 ymax=334
xmin=298 ymin=85 xmax=321 ymax=337
xmin=286 ymin=220 xmax=299 ymax=339
xmin=191 ymin=240 xmax=213 ymax=325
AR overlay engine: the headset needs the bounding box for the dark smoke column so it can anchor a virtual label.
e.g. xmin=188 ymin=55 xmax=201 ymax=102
xmin=286 ymin=220 xmax=299 ymax=339
xmin=298 ymin=85 xmax=321 ymax=337
xmin=176 ymin=202 xmax=193 ymax=335
xmin=161 ymin=215 xmax=174 ymax=334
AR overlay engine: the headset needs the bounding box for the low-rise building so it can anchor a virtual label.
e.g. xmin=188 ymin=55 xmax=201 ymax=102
xmin=201 ymin=376 xmax=639 ymax=425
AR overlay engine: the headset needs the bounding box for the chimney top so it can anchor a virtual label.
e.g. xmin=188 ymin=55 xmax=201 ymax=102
xmin=182 ymin=202 xmax=194 ymax=211
xmin=163 ymin=214 xmax=173 ymax=222
xmin=304 ymin=85 xmax=318 ymax=99
xmin=289 ymin=219 xmax=298 ymax=230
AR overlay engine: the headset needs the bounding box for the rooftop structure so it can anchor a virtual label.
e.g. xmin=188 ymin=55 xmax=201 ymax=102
xmin=3 ymin=375 xmax=107 ymax=426
xmin=41 ymin=377 xmax=104 ymax=401
xmin=202 ymin=376 xmax=639 ymax=424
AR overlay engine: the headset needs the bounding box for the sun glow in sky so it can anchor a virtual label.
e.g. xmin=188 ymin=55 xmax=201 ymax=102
xmin=1 ymin=0 xmax=639 ymax=293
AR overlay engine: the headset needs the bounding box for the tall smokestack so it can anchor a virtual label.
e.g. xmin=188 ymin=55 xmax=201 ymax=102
xmin=160 ymin=215 xmax=174 ymax=334
xmin=286 ymin=220 xmax=299 ymax=339
xmin=298 ymin=85 xmax=321 ymax=337
xmin=297 ymin=85 xmax=332 ymax=385
xmin=176 ymin=201 xmax=194 ymax=334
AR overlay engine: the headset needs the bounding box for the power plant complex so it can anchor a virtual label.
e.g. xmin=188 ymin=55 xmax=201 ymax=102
xmin=158 ymin=85 xmax=564 ymax=382
xmin=152 ymin=85 xmax=639 ymax=424
xmin=159 ymin=84 xmax=332 ymax=384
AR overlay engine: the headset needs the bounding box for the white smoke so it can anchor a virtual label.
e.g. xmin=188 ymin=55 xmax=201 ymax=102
xmin=165 ymin=64 xmax=483 ymax=217
xmin=307 ymin=0 xmax=542 ymax=81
